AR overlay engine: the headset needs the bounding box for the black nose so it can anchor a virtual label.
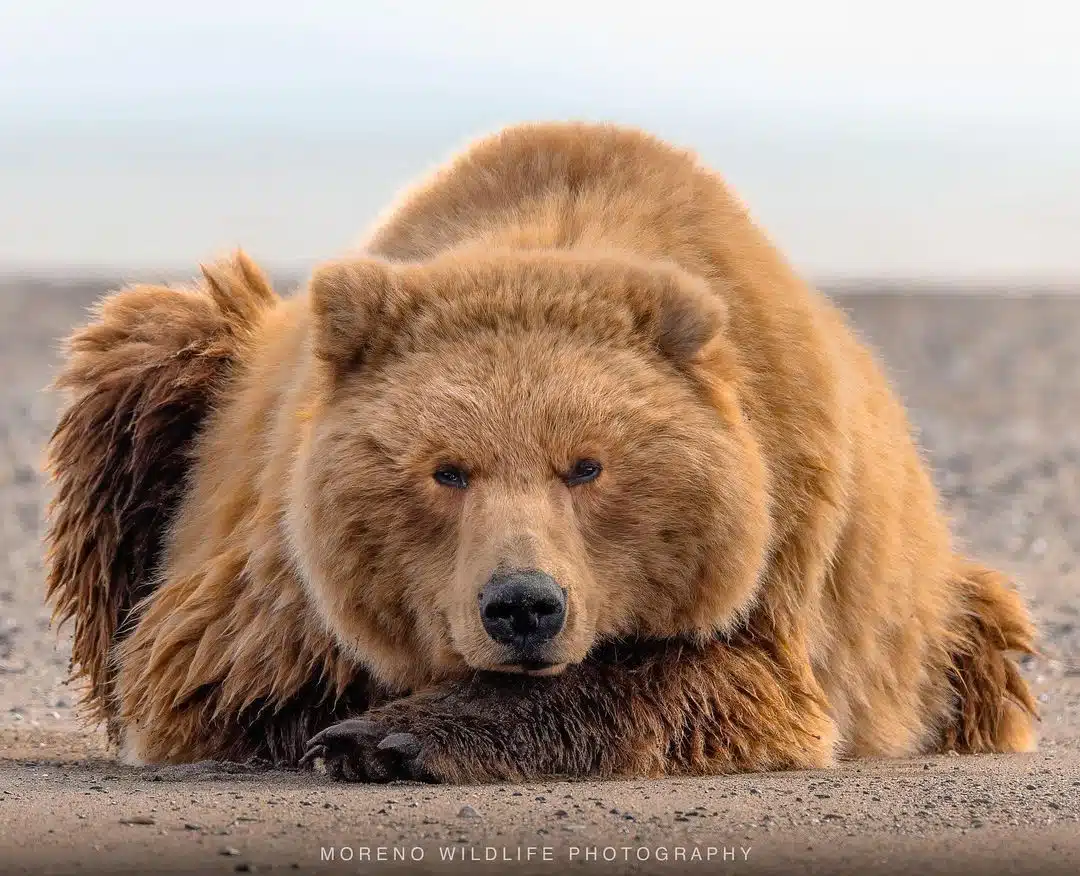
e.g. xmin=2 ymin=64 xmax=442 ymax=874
xmin=479 ymin=570 xmax=566 ymax=650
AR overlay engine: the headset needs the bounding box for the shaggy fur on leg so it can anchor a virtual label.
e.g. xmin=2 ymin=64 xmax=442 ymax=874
xmin=45 ymin=254 xmax=277 ymax=736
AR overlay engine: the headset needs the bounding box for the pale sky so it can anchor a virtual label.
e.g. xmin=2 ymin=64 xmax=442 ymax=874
xmin=2 ymin=1 xmax=1078 ymax=281
xmin=3 ymin=0 xmax=1079 ymax=127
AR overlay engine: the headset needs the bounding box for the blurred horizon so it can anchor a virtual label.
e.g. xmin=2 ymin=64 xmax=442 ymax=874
xmin=2 ymin=1 xmax=1078 ymax=286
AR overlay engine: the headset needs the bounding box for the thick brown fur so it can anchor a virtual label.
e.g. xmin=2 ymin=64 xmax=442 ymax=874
xmin=46 ymin=123 xmax=1037 ymax=777
xmin=45 ymin=254 xmax=278 ymax=737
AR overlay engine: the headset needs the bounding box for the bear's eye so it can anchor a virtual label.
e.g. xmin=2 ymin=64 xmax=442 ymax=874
xmin=565 ymin=459 xmax=603 ymax=486
xmin=433 ymin=464 xmax=469 ymax=489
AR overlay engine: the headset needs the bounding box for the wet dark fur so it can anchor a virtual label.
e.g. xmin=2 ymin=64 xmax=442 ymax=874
xmin=305 ymin=634 xmax=834 ymax=782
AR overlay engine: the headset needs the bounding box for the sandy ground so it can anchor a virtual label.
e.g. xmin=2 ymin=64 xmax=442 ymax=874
xmin=1 ymin=278 xmax=1078 ymax=875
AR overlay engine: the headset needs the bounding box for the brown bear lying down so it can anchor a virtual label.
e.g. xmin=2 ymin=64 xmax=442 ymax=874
xmin=46 ymin=122 xmax=1037 ymax=782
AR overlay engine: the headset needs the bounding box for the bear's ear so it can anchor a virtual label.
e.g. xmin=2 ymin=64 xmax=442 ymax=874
xmin=309 ymin=258 xmax=396 ymax=369
xmin=643 ymin=269 xmax=728 ymax=365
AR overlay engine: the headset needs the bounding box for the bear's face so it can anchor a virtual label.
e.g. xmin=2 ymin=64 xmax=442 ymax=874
xmin=288 ymin=253 xmax=771 ymax=690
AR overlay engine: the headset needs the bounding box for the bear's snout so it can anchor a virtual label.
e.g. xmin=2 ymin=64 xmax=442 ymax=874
xmin=478 ymin=569 xmax=567 ymax=660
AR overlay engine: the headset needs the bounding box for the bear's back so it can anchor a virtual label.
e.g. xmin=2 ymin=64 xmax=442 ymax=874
xmin=362 ymin=122 xmax=715 ymax=267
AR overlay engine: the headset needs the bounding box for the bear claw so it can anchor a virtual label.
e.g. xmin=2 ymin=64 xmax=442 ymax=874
xmin=302 ymin=721 xmax=434 ymax=783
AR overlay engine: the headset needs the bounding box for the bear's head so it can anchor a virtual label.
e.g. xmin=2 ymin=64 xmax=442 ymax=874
xmin=288 ymin=250 xmax=772 ymax=690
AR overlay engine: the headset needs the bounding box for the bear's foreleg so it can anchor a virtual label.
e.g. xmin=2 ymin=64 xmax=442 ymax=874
xmin=302 ymin=636 xmax=835 ymax=783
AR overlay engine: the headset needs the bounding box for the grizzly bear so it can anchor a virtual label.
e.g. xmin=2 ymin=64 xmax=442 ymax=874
xmin=45 ymin=122 xmax=1037 ymax=782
